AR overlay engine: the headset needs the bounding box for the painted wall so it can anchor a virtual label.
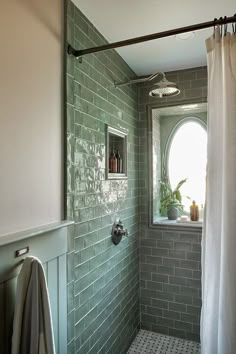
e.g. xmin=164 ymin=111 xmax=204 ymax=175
xmin=138 ymin=66 xmax=207 ymax=341
xmin=0 ymin=0 xmax=64 ymax=236
xmin=66 ymin=2 xmax=139 ymax=353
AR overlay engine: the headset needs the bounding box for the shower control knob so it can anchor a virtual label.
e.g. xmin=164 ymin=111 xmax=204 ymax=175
xmin=111 ymin=220 xmax=129 ymax=245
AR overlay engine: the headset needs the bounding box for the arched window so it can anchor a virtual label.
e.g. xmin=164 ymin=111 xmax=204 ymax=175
xmin=167 ymin=119 xmax=207 ymax=212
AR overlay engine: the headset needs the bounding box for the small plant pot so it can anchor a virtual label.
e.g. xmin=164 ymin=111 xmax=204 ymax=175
xmin=167 ymin=206 xmax=178 ymax=220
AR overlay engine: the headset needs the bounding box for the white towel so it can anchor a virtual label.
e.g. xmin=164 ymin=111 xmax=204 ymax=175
xmin=11 ymin=257 xmax=56 ymax=354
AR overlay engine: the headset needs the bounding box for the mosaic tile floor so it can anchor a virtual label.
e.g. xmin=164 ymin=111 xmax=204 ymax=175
xmin=127 ymin=330 xmax=200 ymax=354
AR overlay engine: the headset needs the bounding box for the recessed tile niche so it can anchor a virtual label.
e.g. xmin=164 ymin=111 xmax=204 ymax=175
xmin=106 ymin=126 xmax=127 ymax=179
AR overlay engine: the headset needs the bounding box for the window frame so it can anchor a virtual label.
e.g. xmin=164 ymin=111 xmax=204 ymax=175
xmin=147 ymin=102 xmax=207 ymax=232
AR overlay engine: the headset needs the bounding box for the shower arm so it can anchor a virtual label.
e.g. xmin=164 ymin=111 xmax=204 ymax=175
xmin=114 ymin=72 xmax=165 ymax=88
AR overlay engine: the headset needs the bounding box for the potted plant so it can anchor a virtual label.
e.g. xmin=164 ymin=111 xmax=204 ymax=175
xmin=160 ymin=178 xmax=187 ymax=220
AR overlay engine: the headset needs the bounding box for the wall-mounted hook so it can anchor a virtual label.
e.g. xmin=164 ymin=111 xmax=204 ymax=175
xmin=15 ymin=246 xmax=29 ymax=258
xmin=111 ymin=219 xmax=128 ymax=245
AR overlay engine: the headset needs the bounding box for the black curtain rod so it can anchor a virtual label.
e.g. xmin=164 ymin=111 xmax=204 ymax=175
xmin=68 ymin=15 xmax=236 ymax=58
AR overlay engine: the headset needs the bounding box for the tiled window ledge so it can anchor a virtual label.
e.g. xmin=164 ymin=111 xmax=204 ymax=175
xmin=152 ymin=217 xmax=203 ymax=232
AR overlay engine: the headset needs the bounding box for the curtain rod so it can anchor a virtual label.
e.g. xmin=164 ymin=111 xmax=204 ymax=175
xmin=68 ymin=15 xmax=236 ymax=58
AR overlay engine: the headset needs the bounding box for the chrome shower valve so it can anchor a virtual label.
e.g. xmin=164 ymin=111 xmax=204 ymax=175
xmin=111 ymin=220 xmax=128 ymax=245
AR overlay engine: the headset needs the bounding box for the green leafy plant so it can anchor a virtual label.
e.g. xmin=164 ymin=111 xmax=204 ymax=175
xmin=160 ymin=178 xmax=188 ymax=215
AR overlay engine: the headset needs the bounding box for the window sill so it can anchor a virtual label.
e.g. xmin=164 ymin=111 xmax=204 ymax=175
xmin=107 ymin=173 xmax=128 ymax=180
xmin=151 ymin=217 xmax=203 ymax=232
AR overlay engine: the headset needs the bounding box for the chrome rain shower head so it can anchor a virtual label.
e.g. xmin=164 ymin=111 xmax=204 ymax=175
xmin=114 ymin=72 xmax=180 ymax=98
xmin=149 ymin=74 xmax=180 ymax=98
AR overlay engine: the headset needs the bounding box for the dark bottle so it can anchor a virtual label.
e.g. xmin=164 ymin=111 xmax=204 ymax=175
xmin=109 ymin=149 xmax=113 ymax=173
xmin=190 ymin=200 xmax=199 ymax=221
xmin=111 ymin=149 xmax=117 ymax=173
xmin=116 ymin=150 xmax=123 ymax=173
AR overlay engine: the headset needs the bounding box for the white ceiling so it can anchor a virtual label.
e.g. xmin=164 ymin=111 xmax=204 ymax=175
xmin=72 ymin=0 xmax=236 ymax=75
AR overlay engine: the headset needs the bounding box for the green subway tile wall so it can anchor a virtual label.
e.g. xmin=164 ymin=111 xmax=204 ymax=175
xmin=66 ymin=3 xmax=206 ymax=348
xmin=66 ymin=2 xmax=139 ymax=353
xmin=139 ymin=226 xmax=202 ymax=342
xmin=138 ymin=67 xmax=207 ymax=342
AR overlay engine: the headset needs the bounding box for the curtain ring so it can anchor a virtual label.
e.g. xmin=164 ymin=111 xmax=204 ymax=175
xmin=213 ymin=18 xmax=217 ymax=38
xmin=224 ymin=16 xmax=227 ymax=36
xmin=219 ymin=17 xmax=223 ymax=37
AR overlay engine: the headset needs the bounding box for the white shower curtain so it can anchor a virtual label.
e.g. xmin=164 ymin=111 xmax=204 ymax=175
xmin=201 ymin=28 xmax=236 ymax=354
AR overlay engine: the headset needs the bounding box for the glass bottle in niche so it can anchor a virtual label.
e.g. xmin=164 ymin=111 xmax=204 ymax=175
xmin=109 ymin=149 xmax=113 ymax=173
xmin=116 ymin=150 xmax=123 ymax=173
xmin=106 ymin=125 xmax=127 ymax=179
xmin=110 ymin=149 xmax=117 ymax=173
